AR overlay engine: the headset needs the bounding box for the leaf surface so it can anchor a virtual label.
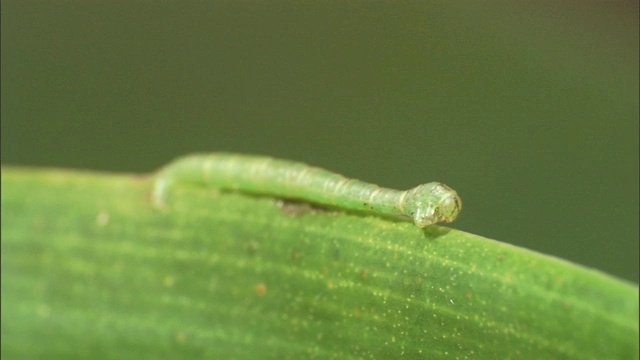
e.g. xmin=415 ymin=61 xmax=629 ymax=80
xmin=2 ymin=167 xmax=638 ymax=359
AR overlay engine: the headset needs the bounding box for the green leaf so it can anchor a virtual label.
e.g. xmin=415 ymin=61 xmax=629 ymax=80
xmin=2 ymin=167 xmax=638 ymax=359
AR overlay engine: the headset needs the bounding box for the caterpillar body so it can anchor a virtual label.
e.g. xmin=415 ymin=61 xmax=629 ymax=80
xmin=152 ymin=153 xmax=461 ymax=227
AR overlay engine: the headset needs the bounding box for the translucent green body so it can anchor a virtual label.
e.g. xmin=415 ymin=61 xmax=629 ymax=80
xmin=153 ymin=153 xmax=461 ymax=227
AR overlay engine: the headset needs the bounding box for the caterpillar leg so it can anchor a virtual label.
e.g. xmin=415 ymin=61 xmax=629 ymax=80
xmin=151 ymin=177 xmax=172 ymax=209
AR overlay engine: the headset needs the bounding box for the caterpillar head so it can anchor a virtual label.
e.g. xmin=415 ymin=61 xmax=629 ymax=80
xmin=404 ymin=182 xmax=461 ymax=228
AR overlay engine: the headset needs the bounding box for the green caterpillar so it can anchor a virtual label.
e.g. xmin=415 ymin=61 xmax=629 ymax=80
xmin=153 ymin=153 xmax=461 ymax=227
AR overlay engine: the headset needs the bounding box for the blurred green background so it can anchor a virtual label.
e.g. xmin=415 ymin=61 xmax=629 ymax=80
xmin=2 ymin=1 xmax=638 ymax=283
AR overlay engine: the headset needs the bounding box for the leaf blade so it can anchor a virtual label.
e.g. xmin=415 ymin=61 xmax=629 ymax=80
xmin=2 ymin=167 xmax=637 ymax=359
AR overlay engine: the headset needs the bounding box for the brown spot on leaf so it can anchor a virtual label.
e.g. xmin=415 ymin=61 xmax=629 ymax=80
xmin=256 ymin=283 xmax=267 ymax=297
